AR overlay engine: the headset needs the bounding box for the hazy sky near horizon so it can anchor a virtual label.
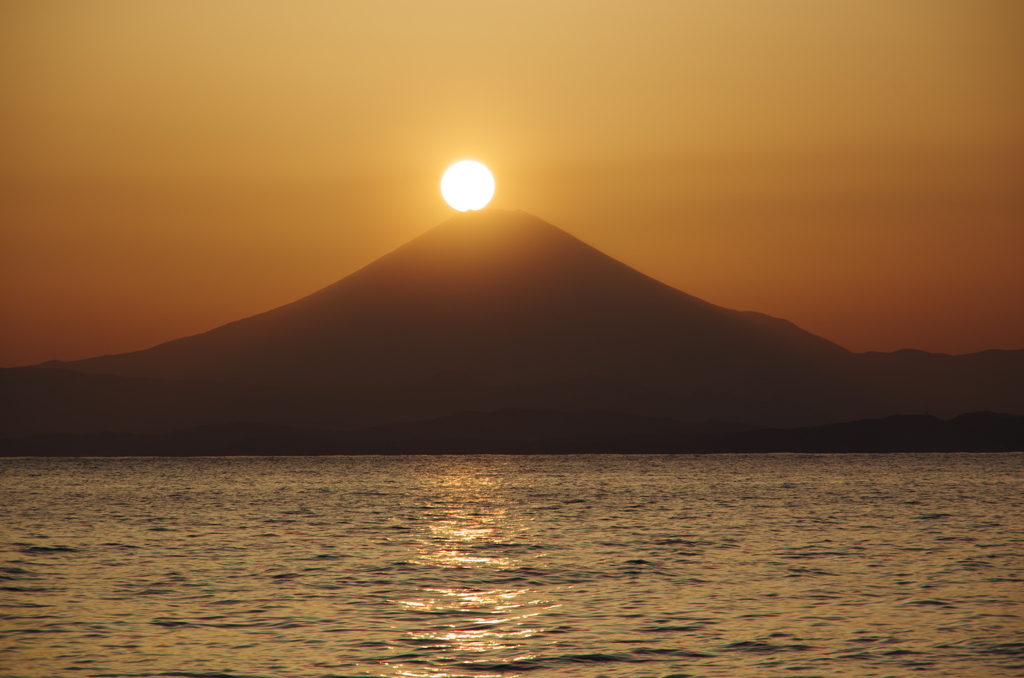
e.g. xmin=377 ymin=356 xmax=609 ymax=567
xmin=1 ymin=0 xmax=1023 ymax=365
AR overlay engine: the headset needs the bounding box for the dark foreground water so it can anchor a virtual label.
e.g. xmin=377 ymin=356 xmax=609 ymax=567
xmin=1 ymin=454 xmax=1022 ymax=678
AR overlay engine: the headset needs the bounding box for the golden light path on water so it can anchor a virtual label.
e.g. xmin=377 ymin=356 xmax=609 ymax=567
xmin=391 ymin=470 xmax=552 ymax=678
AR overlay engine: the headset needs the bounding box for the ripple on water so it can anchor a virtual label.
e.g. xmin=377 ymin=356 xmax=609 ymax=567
xmin=0 ymin=452 xmax=1022 ymax=678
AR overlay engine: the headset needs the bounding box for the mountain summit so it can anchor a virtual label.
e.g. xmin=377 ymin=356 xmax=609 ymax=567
xmin=51 ymin=209 xmax=850 ymax=394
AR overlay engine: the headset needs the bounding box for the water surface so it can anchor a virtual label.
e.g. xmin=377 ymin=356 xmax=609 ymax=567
xmin=1 ymin=453 xmax=1022 ymax=677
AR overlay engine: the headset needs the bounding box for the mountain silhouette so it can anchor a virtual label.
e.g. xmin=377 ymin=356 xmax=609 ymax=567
xmin=46 ymin=210 xmax=848 ymax=392
xmin=24 ymin=208 xmax=1023 ymax=432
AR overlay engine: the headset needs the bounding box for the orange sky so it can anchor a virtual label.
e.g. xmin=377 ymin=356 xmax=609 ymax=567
xmin=2 ymin=0 xmax=1023 ymax=366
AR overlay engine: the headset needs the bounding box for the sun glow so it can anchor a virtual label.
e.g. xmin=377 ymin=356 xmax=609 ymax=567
xmin=441 ymin=161 xmax=495 ymax=211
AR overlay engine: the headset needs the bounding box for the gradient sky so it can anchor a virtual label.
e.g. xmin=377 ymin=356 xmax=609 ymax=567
xmin=1 ymin=0 xmax=1022 ymax=366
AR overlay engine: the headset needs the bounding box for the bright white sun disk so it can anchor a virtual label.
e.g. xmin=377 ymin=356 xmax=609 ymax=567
xmin=441 ymin=161 xmax=494 ymax=211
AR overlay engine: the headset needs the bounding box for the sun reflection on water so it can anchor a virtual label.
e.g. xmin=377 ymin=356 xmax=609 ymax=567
xmin=384 ymin=462 xmax=551 ymax=678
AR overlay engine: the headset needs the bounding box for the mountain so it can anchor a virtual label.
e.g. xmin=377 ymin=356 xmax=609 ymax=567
xmin=16 ymin=209 xmax=1024 ymax=433
xmin=45 ymin=210 xmax=848 ymax=390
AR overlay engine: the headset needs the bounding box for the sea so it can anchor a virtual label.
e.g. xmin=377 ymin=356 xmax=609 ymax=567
xmin=1 ymin=453 xmax=1022 ymax=678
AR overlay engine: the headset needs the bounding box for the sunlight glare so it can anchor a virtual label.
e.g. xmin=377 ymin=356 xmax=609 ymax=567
xmin=441 ymin=161 xmax=495 ymax=211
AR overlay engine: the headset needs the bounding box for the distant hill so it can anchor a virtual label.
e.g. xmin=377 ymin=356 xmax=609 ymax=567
xmin=0 ymin=367 xmax=827 ymax=437
xmin=8 ymin=209 xmax=1023 ymax=435
xmin=2 ymin=410 xmax=1020 ymax=457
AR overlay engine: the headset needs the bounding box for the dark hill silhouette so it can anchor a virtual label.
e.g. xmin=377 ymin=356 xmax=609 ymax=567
xmin=0 ymin=366 xmax=826 ymax=438
xmin=719 ymin=411 xmax=1024 ymax=454
xmin=3 ymin=410 xmax=1020 ymax=457
xmin=851 ymin=349 xmax=1024 ymax=415
xmin=27 ymin=209 xmax=1024 ymax=426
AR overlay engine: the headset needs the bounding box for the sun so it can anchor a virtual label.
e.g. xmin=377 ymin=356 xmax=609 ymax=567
xmin=441 ymin=161 xmax=495 ymax=211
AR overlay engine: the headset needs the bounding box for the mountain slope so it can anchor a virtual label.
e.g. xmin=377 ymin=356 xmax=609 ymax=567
xmin=0 ymin=367 xmax=831 ymax=438
xmin=48 ymin=210 xmax=850 ymax=394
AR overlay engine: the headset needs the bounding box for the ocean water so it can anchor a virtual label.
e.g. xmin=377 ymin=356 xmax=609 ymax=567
xmin=1 ymin=453 xmax=1022 ymax=678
